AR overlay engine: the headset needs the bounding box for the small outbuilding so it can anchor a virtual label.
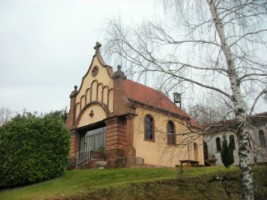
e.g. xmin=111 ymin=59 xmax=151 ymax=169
xmin=203 ymin=112 xmax=267 ymax=166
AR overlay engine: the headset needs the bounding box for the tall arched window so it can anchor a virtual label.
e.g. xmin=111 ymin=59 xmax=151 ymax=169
xmin=259 ymin=130 xmax=266 ymax=148
xmin=167 ymin=121 xmax=176 ymax=144
xmin=144 ymin=115 xmax=154 ymax=141
xmin=194 ymin=142 xmax=198 ymax=161
xmin=229 ymin=135 xmax=235 ymax=149
xmin=216 ymin=137 xmax=221 ymax=152
xmin=203 ymin=141 xmax=208 ymax=161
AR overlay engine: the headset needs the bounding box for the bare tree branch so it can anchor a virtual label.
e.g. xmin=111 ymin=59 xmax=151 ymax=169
xmin=249 ymin=88 xmax=267 ymax=116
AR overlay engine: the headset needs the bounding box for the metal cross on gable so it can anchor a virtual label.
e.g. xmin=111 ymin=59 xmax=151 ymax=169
xmin=94 ymin=42 xmax=102 ymax=53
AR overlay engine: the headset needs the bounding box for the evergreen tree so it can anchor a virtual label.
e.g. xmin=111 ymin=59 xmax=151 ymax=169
xmin=221 ymin=135 xmax=234 ymax=168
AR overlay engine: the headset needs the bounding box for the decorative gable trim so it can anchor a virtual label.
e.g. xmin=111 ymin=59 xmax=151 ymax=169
xmin=75 ymin=101 xmax=110 ymax=127
xmin=75 ymin=45 xmax=114 ymax=96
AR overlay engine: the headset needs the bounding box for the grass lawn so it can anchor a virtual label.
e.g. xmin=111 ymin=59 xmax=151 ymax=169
xmin=0 ymin=166 xmax=239 ymax=200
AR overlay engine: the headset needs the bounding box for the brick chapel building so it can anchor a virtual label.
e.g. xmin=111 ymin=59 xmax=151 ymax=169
xmin=66 ymin=42 xmax=204 ymax=168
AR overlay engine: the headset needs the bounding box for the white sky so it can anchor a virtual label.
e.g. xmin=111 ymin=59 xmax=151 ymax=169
xmin=1 ymin=0 xmax=265 ymax=115
xmin=0 ymin=0 xmax=157 ymax=113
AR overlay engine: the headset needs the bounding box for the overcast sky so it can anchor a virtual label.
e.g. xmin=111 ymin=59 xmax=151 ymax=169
xmin=0 ymin=0 xmax=157 ymax=114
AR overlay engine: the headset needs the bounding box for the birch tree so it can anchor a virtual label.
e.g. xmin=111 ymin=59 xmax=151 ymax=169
xmin=105 ymin=1 xmax=267 ymax=199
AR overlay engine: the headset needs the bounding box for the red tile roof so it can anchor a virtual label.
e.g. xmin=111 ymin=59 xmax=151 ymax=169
xmin=189 ymin=117 xmax=202 ymax=129
xmin=124 ymin=79 xmax=201 ymax=129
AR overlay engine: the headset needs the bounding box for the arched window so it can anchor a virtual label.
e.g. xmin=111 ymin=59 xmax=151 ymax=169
xmin=229 ymin=135 xmax=235 ymax=149
xmin=259 ymin=130 xmax=266 ymax=148
xmin=194 ymin=142 xmax=198 ymax=161
xmin=167 ymin=121 xmax=176 ymax=144
xmin=216 ymin=137 xmax=221 ymax=152
xmin=144 ymin=115 xmax=154 ymax=141
xmin=203 ymin=141 xmax=208 ymax=160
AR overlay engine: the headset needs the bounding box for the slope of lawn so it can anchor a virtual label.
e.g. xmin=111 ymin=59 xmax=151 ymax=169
xmin=0 ymin=166 xmax=245 ymax=200
xmin=62 ymin=165 xmax=267 ymax=200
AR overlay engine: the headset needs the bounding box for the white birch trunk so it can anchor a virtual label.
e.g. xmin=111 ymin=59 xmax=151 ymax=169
xmin=207 ymin=0 xmax=254 ymax=199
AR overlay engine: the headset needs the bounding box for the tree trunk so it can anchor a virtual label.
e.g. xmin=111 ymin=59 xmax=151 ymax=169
xmin=207 ymin=0 xmax=254 ymax=199
xmin=238 ymin=124 xmax=254 ymax=200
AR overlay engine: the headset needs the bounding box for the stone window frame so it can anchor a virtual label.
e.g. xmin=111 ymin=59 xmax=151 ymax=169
xmin=167 ymin=120 xmax=176 ymax=145
xmin=216 ymin=137 xmax=221 ymax=152
xmin=144 ymin=114 xmax=155 ymax=141
xmin=259 ymin=130 xmax=266 ymax=148
xmin=194 ymin=142 xmax=198 ymax=161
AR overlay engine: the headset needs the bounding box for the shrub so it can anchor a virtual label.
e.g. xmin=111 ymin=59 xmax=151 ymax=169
xmin=0 ymin=112 xmax=70 ymax=188
xmin=221 ymin=135 xmax=234 ymax=168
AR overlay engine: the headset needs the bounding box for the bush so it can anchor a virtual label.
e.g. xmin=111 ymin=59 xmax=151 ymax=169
xmin=0 ymin=112 xmax=70 ymax=188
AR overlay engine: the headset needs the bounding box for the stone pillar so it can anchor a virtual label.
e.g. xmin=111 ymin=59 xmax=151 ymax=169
xmin=112 ymin=65 xmax=130 ymax=116
xmin=125 ymin=114 xmax=136 ymax=157
xmin=69 ymin=130 xmax=80 ymax=159
xmin=67 ymin=86 xmax=78 ymax=129
xmin=105 ymin=117 xmax=127 ymax=153
xmin=67 ymin=86 xmax=78 ymax=168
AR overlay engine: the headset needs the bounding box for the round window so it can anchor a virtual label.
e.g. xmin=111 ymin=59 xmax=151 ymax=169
xmin=92 ymin=66 xmax=99 ymax=77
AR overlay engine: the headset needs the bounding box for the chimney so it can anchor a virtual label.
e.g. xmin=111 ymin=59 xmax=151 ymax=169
xmin=173 ymin=92 xmax=181 ymax=108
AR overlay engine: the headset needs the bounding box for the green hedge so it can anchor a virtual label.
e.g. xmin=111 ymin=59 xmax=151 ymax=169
xmin=0 ymin=112 xmax=70 ymax=188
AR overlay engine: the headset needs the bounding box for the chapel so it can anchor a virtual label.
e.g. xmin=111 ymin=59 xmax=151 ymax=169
xmin=66 ymin=42 xmax=204 ymax=168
